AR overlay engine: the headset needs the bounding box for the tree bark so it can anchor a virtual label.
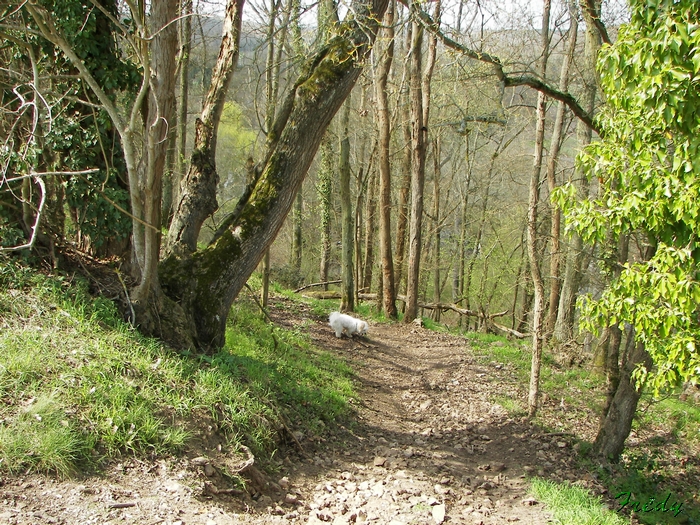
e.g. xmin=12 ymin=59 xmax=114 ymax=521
xmin=553 ymin=0 xmax=601 ymax=342
xmin=527 ymin=0 xmax=550 ymax=418
xmin=361 ymin=168 xmax=378 ymax=292
xmin=404 ymin=5 xmax=427 ymax=322
xmin=339 ymin=99 xmax=355 ymax=311
xmin=165 ymin=0 xmax=244 ymax=257
xmin=375 ymin=0 xmax=397 ymax=318
xmin=544 ymin=0 xmax=577 ymax=338
xmin=593 ymin=340 xmax=652 ymax=460
xmin=291 ymin=189 xmax=303 ymax=270
xmin=394 ymin=23 xmax=412 ymax=296
xmin=431 ymin=136 xmax=441 ymax=322
xmin=318 ymin=137 xmax=334 ymax=288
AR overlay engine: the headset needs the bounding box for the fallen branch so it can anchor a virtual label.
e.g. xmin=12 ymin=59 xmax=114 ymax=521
xmin=294 ymin=280 xmax=341 ymax=293
xmin=107 ymin=502 xmax=137 ymax=509
xmin=488 ymin=321 xmax=528 ymax=339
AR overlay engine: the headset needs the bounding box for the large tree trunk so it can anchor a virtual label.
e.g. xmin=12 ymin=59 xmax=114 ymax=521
xmin=527 ymin=0 xmax=551 ymax=418
xmin=404 ymin=0 xmax=433 ymax=322
xmin=165 ymin=0 xmax=244 ymax=257
xmin=161 ymin=0 xmax=389 ymax=350
xmin=394 ymin=22 xmax=412 ymax=295
xmin=375 ymin=0 xmax=397 ymax=318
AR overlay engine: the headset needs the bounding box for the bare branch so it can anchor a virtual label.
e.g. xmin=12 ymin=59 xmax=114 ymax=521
xmin=0 ymin=176 xmax=46 ymax=252
xmin=3 ymin=168 xmax=100 ymax=184
xmin=405 ymin=1 xmax=602 ymax=136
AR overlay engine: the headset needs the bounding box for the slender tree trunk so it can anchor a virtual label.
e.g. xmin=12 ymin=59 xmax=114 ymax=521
xmin=362 ymin=168 xmax=378 ymax=291
xmin=291 ymin=189 xmax=302 ymax=270
xmin=554 ymin=0 xmax=601 ymax=342
xmin=375 ymin=0 xmax=397 ymax=318
xmin=404 ymin=12 xmax=425 ymax=322
xmin=394 ymin=24 xmax=412 ymax=296
xmin=135 ymin=0 xmax=178 ymax=304
xmin=339 ymin=98 xmax=355 ymax=311
xmin=544 ymin=0 xmax=577 ymax=338
xmin=318 ymin=138 xmax=333 ymax=288
xmin=455 ymin=130 xmax=471 ymax=308
xmin=174 ymin=0 xmax=192 ymax=215
xmin=405 ymin=0 xmax=437 ymax=322
xmin=431 ymin=136 xmax=441 ymax=322
xmin=527 ymin=0 xmax=551 ymax=418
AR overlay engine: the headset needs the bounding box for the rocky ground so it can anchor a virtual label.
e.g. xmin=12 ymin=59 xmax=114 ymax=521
xmin=0 ymin=302 xmax=604 ymax=525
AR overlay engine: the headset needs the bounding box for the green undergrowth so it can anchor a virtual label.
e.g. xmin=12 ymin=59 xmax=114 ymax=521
xmin=457 ymin=330 xmax=699 ymax=524
xmin=530 ymin=478 xmax=628 ymax=525
xmin=0 ymin=261 xmax=356 ymax=476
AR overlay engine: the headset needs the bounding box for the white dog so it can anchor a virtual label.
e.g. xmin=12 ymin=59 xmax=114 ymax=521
xmin=329 ymin=311 xmax=369 ymax=338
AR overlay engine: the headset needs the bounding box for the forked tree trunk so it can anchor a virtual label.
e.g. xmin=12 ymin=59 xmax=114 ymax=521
xmin=165 ymin=0 xmax=245 ymax=256
xmin=375 ymin=0 xmax=397 ymax=318
xmin=159 ymin=0 xmax=389 ymax=350
xmin=593 ymin=340 xmax=652 ymax=460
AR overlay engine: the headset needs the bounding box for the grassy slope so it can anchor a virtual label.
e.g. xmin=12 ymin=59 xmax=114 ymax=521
xmin=0 ymin=262 xmax=355 ymax=475
xmin=1 ymin=260 xmax=697 ymax=523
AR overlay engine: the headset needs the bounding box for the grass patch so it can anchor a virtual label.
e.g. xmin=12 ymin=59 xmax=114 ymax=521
xmin=0 ymin=261 xmax=356 ymax=475
xmin=530 ymin=477 xmax=627 ymax=525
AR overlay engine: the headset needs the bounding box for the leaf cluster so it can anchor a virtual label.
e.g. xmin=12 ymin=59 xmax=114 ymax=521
xmin=554 ymin=0 xmax=700 ymax=393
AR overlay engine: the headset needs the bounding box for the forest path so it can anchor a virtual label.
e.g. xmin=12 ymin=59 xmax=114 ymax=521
xmin=0 ymin=301 xmax=585 ymax=525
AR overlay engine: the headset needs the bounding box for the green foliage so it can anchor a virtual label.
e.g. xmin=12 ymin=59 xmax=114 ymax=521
xmin=530 ymin=478 xmax=628 ymax=525
xmin=0 ymin=261 xmax=356 ymax=474
xmin=554 ymin=0 xmax=700 ymax=394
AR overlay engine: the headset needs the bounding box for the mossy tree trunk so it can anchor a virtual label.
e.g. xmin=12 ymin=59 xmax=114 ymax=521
xmin=160 ymin=0 xmax=388 ymax=351
xmin=593 ymin=339 xmax=652 ymax=461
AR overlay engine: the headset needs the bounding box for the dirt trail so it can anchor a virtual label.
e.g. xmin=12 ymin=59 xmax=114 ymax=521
xmin=0 ymin=308 xmax=584 ymax=525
